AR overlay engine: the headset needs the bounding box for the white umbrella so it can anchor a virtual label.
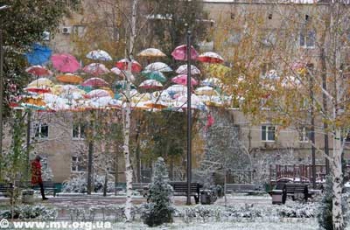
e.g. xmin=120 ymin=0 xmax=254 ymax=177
xmin=145 ymin=62 xmax=172 ymax=72
xmin=137 ymin=48 xmax=166 ymax=57
xmin=86 ymin=50 xmax=112 ymax=61
xmin=175 ymin=64 xmax=201 ymax=75
xmin=195 ymin=86 xmax=219 ymax=96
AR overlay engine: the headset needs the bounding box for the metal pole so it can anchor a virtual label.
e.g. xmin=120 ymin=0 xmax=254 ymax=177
xmin=26 ymin=111 xmax=31 ymax=177
xmin=87 ymin=111 xmax=94 ymax=195
xmin=186 ymin=30 xmax=192 ymax=205
xmin=0 ymin=29 xmax=3 ymax=180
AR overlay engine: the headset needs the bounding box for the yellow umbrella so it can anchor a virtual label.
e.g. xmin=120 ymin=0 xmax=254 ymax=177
xmin=56 ymin=73 xmax=83 ymax=84
xmin=28 ymin=78 xmax=54 ymax=88
xmin=195 ymin=86 xmax=220 ymax=96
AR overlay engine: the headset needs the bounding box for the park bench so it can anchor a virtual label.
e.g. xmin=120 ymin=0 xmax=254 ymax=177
xmin=16 ymin=181 xmax=57 ymax=197
xmin=169 ymin=182 xmax=203 ymax=204
xmin=270 ymin=183 xmax=309 ymax=204
xmin=0 ymin=183 xmax=14 ymax=196
xmin=225 ymin=183 xmax=263 ymax=195
xmin=132 ymin=183 xmax=149 ymax=197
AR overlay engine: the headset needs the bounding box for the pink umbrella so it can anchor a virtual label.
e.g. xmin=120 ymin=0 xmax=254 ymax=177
xmin=25 ymin=65 xmax=52 ymax=76
xmin=85 ymin=89 xmax=112 ymax=99
xmin=83 ymin=63 xmax=110 ymax=76
xmin=51 ymin=53 xmax=81 ymax=73
xmin=171 ymin=44 xmax=198 ymax=61
xmin=111 ymin=67 xmax=123 ymax=76
xmin=139 ymin=79 xmax=163 ymax=90
xmin=81 ymin=77 xmax=109 ymax=87
xmin=115 ymin=58 xmax=142 ymax=73
xmin=197 ymin=52 xmax=224 ymax=64
xmin=171 ymin=75 xmax=198 ymax=86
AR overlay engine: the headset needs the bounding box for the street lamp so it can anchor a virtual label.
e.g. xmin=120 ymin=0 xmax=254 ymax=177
xmin=186 ymin=30 xmax=192 ymax=205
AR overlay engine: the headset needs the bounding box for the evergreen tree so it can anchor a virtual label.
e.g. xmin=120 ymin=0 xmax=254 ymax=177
xmin=142 ymin=157 xmax=174 ymax=227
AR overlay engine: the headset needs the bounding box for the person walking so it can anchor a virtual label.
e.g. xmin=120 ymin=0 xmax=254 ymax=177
xmin=31 ymin=155 xmax=48 ymax=200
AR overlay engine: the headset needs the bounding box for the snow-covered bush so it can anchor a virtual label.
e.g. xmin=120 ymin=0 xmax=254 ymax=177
xmin=142 ymin=157 xmax=174 ymax=227
xmin=0 ymin=205 xmax=57 ymax=220
xmin=62 ymin=173 xmax=115 ymax=193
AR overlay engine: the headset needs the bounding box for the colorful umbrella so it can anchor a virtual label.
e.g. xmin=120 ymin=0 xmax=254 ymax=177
xmin=165 ymin=84 xmax=187 ymax=96
xmin=174 ymin=94 xmax=207 ymax=111
xmin=51 ymin=53 xmax=81 ymax=73
xmin=141 ymin=70 xmax=167 ymax=83
xmin=113 ymin=80 xmax=136 ymax=90
xmin=86 ymin=50 xmax=112 ymax=61
xmin=197 ymin=52 xmax=224 ymax=64
xmin=139 ymin=79 xmax=163 ymax=90
xmin=171 ymin=44 xmax=198 ymax=61
xmin=115 ymin=58 xmax=142 ymax=73
xmin=195 ymin=86 xmax=219 ymax=96
xmin=26 ymin=65 xmax=52 ymax=76
xmin=56 ymin=73 xmax=83 ymax=84
xmin=175 ymin=64 xmax=201 ymax=75
xmin=137 ymin=48 xmax=166 ymax=57
xmin=85 ymin=89 xmax=113 ymax=99
xmin=144 ymin=62 xmax=172 ymax=72
xmin=25 ymin=44 xmax=52 ymax=65
xmin=28 ymin=78 xmax=54 ymax=88
xmin=83 ymin=63 xmax=110 ymax=76
xmin=171 ymin=74 xmax=198 ymax=86
xmin=111 ymin=67 xmax=123 ymax=76
xmin=81 ymin=77 xmax=109 ymax=87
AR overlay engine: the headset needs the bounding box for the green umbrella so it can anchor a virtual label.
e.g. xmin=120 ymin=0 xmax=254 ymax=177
xmin=113 ymin=80 xmax=136 ymax=90
xmin=141 ymin=70 xmax=167 ymax=83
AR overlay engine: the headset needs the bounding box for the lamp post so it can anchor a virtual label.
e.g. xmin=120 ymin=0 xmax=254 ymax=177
xmin=186 ymin=30 xmax=192 ymax=205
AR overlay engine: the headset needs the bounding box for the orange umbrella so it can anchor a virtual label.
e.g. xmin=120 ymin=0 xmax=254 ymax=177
xmin=56 ymin=73 xmax=83 ymax=84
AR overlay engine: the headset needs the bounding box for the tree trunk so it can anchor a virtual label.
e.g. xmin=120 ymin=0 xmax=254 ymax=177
xmin=332 ymin=129 xmax=344 ymax=230
xmin=123 ymin=0 xmax=138 ymax=222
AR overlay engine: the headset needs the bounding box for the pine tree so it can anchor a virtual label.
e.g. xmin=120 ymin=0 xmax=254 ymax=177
xmin=142 ymin=157 xmax=174 ymax=227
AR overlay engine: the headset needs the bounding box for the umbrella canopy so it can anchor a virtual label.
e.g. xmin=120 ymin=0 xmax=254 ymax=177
xmin=86 ymin=50 xmax=112 ymax=61
xmin=171 ymin=74 xmax=198 ymax=86
xmin=114 ymin=80 xmax=136 ymax=90
xmin=51 ymin=53 xmax=81 ymax=73
xmin=26 ymin=65 xmax=53 ymax=76
xmin=139 ymin=79 xmax=163 ymax=90
xmin=195 ymin=86 xmax=219 ymax=96
xmin=85 ymin=89 xmax=113 ymax=99
xmin=56 ymin=73 xmax=83 ymax=84
xmin=141 ymin=70 xmax=167 ymax=83
xmin=28 ymin=78 xmax=54 ymax=88
xmin=175 ymin=64 xmax=201 ymax=75
xmin=197 ymin=52 xmax=224 ymax=64
xmin=110 ymin=67 xmax=123 ymax=76
xmin=174 ymin=94 xmax=207 ymax=111
xmin=165 ymin=84 xmax=187 ymax=95
xmin=115 ymin=58 xmax=142 ymax=73
xmin=83 ymin=63 xmax=110 ymax=76
xmin=25 ymin=44 xmax=52 ymax=65
xmin=137 ymin=48 xmax=166 ymax=57
xmin=201 ymin=78 xmax=223 ymax=87
xmin=171 ymin=44 xmax=198 ymax=61
xmin=144 ymin=62 xmax=172 ymax=72
xmin=81 ymin=77 xmax=109 ymax=87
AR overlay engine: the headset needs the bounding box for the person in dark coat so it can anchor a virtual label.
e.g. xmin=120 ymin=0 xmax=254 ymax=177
xmin=31 ymin=155 xmax=48 ymax=200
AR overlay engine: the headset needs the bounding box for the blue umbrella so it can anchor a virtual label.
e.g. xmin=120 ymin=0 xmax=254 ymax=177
xmin=25 ymin=44 xmax=52 ymax=65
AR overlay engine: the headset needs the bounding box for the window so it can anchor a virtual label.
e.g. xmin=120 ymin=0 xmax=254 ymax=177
xmin=261 ymin=30 xmax=276 ymax=47
xmin=268 ymin=13 xmax=273 ymax=20
xmin=72 ymin=25 xmax=86 ymax=38
xmin=262 ymin=125 xmax=275 ymax=142
xmin=71 ymin=156 xmax=86 ymax=172
xmin=34 ymin=123 xmax=48 ymax=139
xmin=300 ymin=30 xmax=316 ymax=48
xmin=72 ymin=123 xmax=86 ymax=140
xmin=299 ymin=127 xmax=312 ymax=142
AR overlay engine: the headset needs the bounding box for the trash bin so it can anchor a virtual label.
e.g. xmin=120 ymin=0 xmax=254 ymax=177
xmin=201 ymin=190 xmax=212 ymax=205
xmin=271 ymin=189 xmax=283 ymax=205
xmin=22 ymin=189 xmax=35 ymax=204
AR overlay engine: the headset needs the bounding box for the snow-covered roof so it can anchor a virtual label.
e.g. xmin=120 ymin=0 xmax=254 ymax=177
xmin=203 ymin=0 xmax=320 ymax=3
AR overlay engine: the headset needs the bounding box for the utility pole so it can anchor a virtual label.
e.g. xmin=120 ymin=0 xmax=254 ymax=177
xmin=186 ymin=30 xmax=192 ymax=205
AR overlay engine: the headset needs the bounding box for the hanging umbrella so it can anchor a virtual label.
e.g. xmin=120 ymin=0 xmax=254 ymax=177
xmin=111 ymin=67 xmax=123 ymax=76
xmin=83 ymin=63 xmax=110 ymax=76
xmin=28 ymin=78 xmax=54 ymax=88
xmin=25 ymin=43 xmax=52 ymax=65
xmin=201 ymin=78 xmax=223 ymax=87
xmin=175 ymin=64 xmax=201 ymax=75
xmin=26 ymin=65 xmax=52 ymax=77
xmin=197 ymin=52 xmax=224 ymax=64
xmin=82 ymin=77 xmax=109 ymax=87
xmin=56 ymin=73 xmax=83 ymax=84
xmin=137 ymin=48 xmax=166 ymax=57
xmin=165 ymin=84 xmax=187 ymax=96
xmin=51 ymin=53 xmax=81 ymax=73
xmin=171 ymin=44 xmax=198 ymax=61
xmin=174 ymin=94 xmax=207 ymax=111
xmin=195 ymin=86 xmax=219 ymax=96
xmin=144 ymin=62 xmax=172 ymax=72
xmin=139 ymin=79 xmax=163 ymax=90
xmin=85 ymin=89 xmax=113 ymax=99
xmin=141 ymin=70 xmax=167 ymax=83
xmin=171 ymin=74 xmax=198 ymax=86
xmin=114 ymin=80 xmax=136 ymax=90
xmin=86 ymin=50 xmax=112 ymax=61
xmin=115 ymin=58 xmax=142 ymax=73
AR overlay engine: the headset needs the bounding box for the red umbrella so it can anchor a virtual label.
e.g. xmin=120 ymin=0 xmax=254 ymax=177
xmin=83 ymin=63 xmax=110 ymax=76
xmin=115 ymin=58 xmax=142 ymax=73
xmin=171 ymin=44 xmax=198 ymax=61
xmin=25 ymin=65 xmax=52 ymax=76
xmin=171 ymin=75 xmax=198 ymax=86
xmin=81 ymin=77 xmax=109 ymax=87
xmin=197 ymin=52 xmax=224 ymax=64
xmin=51 ymin=54 xmax=81 ymax=73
